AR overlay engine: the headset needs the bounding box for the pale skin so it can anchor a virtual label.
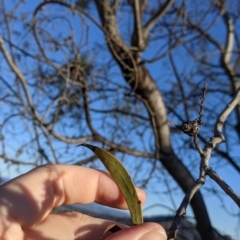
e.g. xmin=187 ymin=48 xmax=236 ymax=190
xmin=0 ymin=165 xmax=167 ymax=240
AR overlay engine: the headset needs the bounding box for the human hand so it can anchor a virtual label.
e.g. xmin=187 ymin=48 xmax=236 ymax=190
xmin=0 ymin=165 xmax=167 ymax=240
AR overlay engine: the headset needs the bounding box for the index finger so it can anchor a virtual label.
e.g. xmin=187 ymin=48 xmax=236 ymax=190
xmin=0 ymin=165 xmax=146 ymax=228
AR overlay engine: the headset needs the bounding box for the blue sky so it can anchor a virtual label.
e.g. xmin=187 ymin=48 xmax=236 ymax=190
xmin=0 ymin=0 xmax=239 ymax=239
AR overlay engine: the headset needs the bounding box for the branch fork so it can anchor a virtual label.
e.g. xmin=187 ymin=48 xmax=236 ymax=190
xmin=169 ymin=84 xmax=240 ymax=240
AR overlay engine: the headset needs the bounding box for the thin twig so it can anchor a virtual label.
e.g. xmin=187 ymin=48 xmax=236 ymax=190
xmin=193 ymin=135 xmax=204 ymax=156
xmin=168 ymin=178 xmax=205 ymax=240
xmin=175 ymin=83 xmax=207 ymax=136
xmin=206 ymin=167 xmax=240 ymax=207
xmin=197 ymin=82 xmax=207 ymax=125
xmin=168 ymin=86 xmax=240 ymax=240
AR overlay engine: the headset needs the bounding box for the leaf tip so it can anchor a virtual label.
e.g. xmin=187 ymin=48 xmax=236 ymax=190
xmin=77 ymin=143 xmax=97 ymax=152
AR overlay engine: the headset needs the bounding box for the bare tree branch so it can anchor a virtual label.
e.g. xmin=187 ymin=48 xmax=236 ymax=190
xmin=131 ymin=0 xmax=146 ymax=51
xmin=206 ymin=167 xmax=240 ymax=207
xmin=143 ymin=0 xmax=174 ymax=40
xmin=168 ymin=87 xmax=240 ymax=239
xmin=1 ymin=1 xmax=239 ymax=239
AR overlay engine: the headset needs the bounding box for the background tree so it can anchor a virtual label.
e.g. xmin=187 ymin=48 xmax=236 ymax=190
xmin=0 ymin=0 xmax=239 ymax=239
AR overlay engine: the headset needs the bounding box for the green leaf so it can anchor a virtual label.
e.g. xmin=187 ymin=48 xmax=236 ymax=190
xmin=79 ymin=143 xmax=143 ymax=225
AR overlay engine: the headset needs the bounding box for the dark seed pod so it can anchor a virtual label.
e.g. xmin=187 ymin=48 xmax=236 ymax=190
xmin=176 ymin=119 xmax=200 ymax=136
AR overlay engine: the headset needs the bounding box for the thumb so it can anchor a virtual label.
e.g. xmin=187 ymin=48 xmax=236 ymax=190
xmin=104 ymin=222 xmax=167 ymax=240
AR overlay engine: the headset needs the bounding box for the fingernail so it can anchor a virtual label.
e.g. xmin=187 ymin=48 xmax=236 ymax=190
xmin=138 ymin=229 xmax=167 ymax=240
xmin=101 ymin=224 xmax=122 ymax=239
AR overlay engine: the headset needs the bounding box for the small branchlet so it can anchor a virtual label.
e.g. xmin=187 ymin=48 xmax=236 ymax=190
xmin=168 ymin=86 xmax=240 ymax=240
xmin=176 ymin=83 xmax=207 ymax=137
